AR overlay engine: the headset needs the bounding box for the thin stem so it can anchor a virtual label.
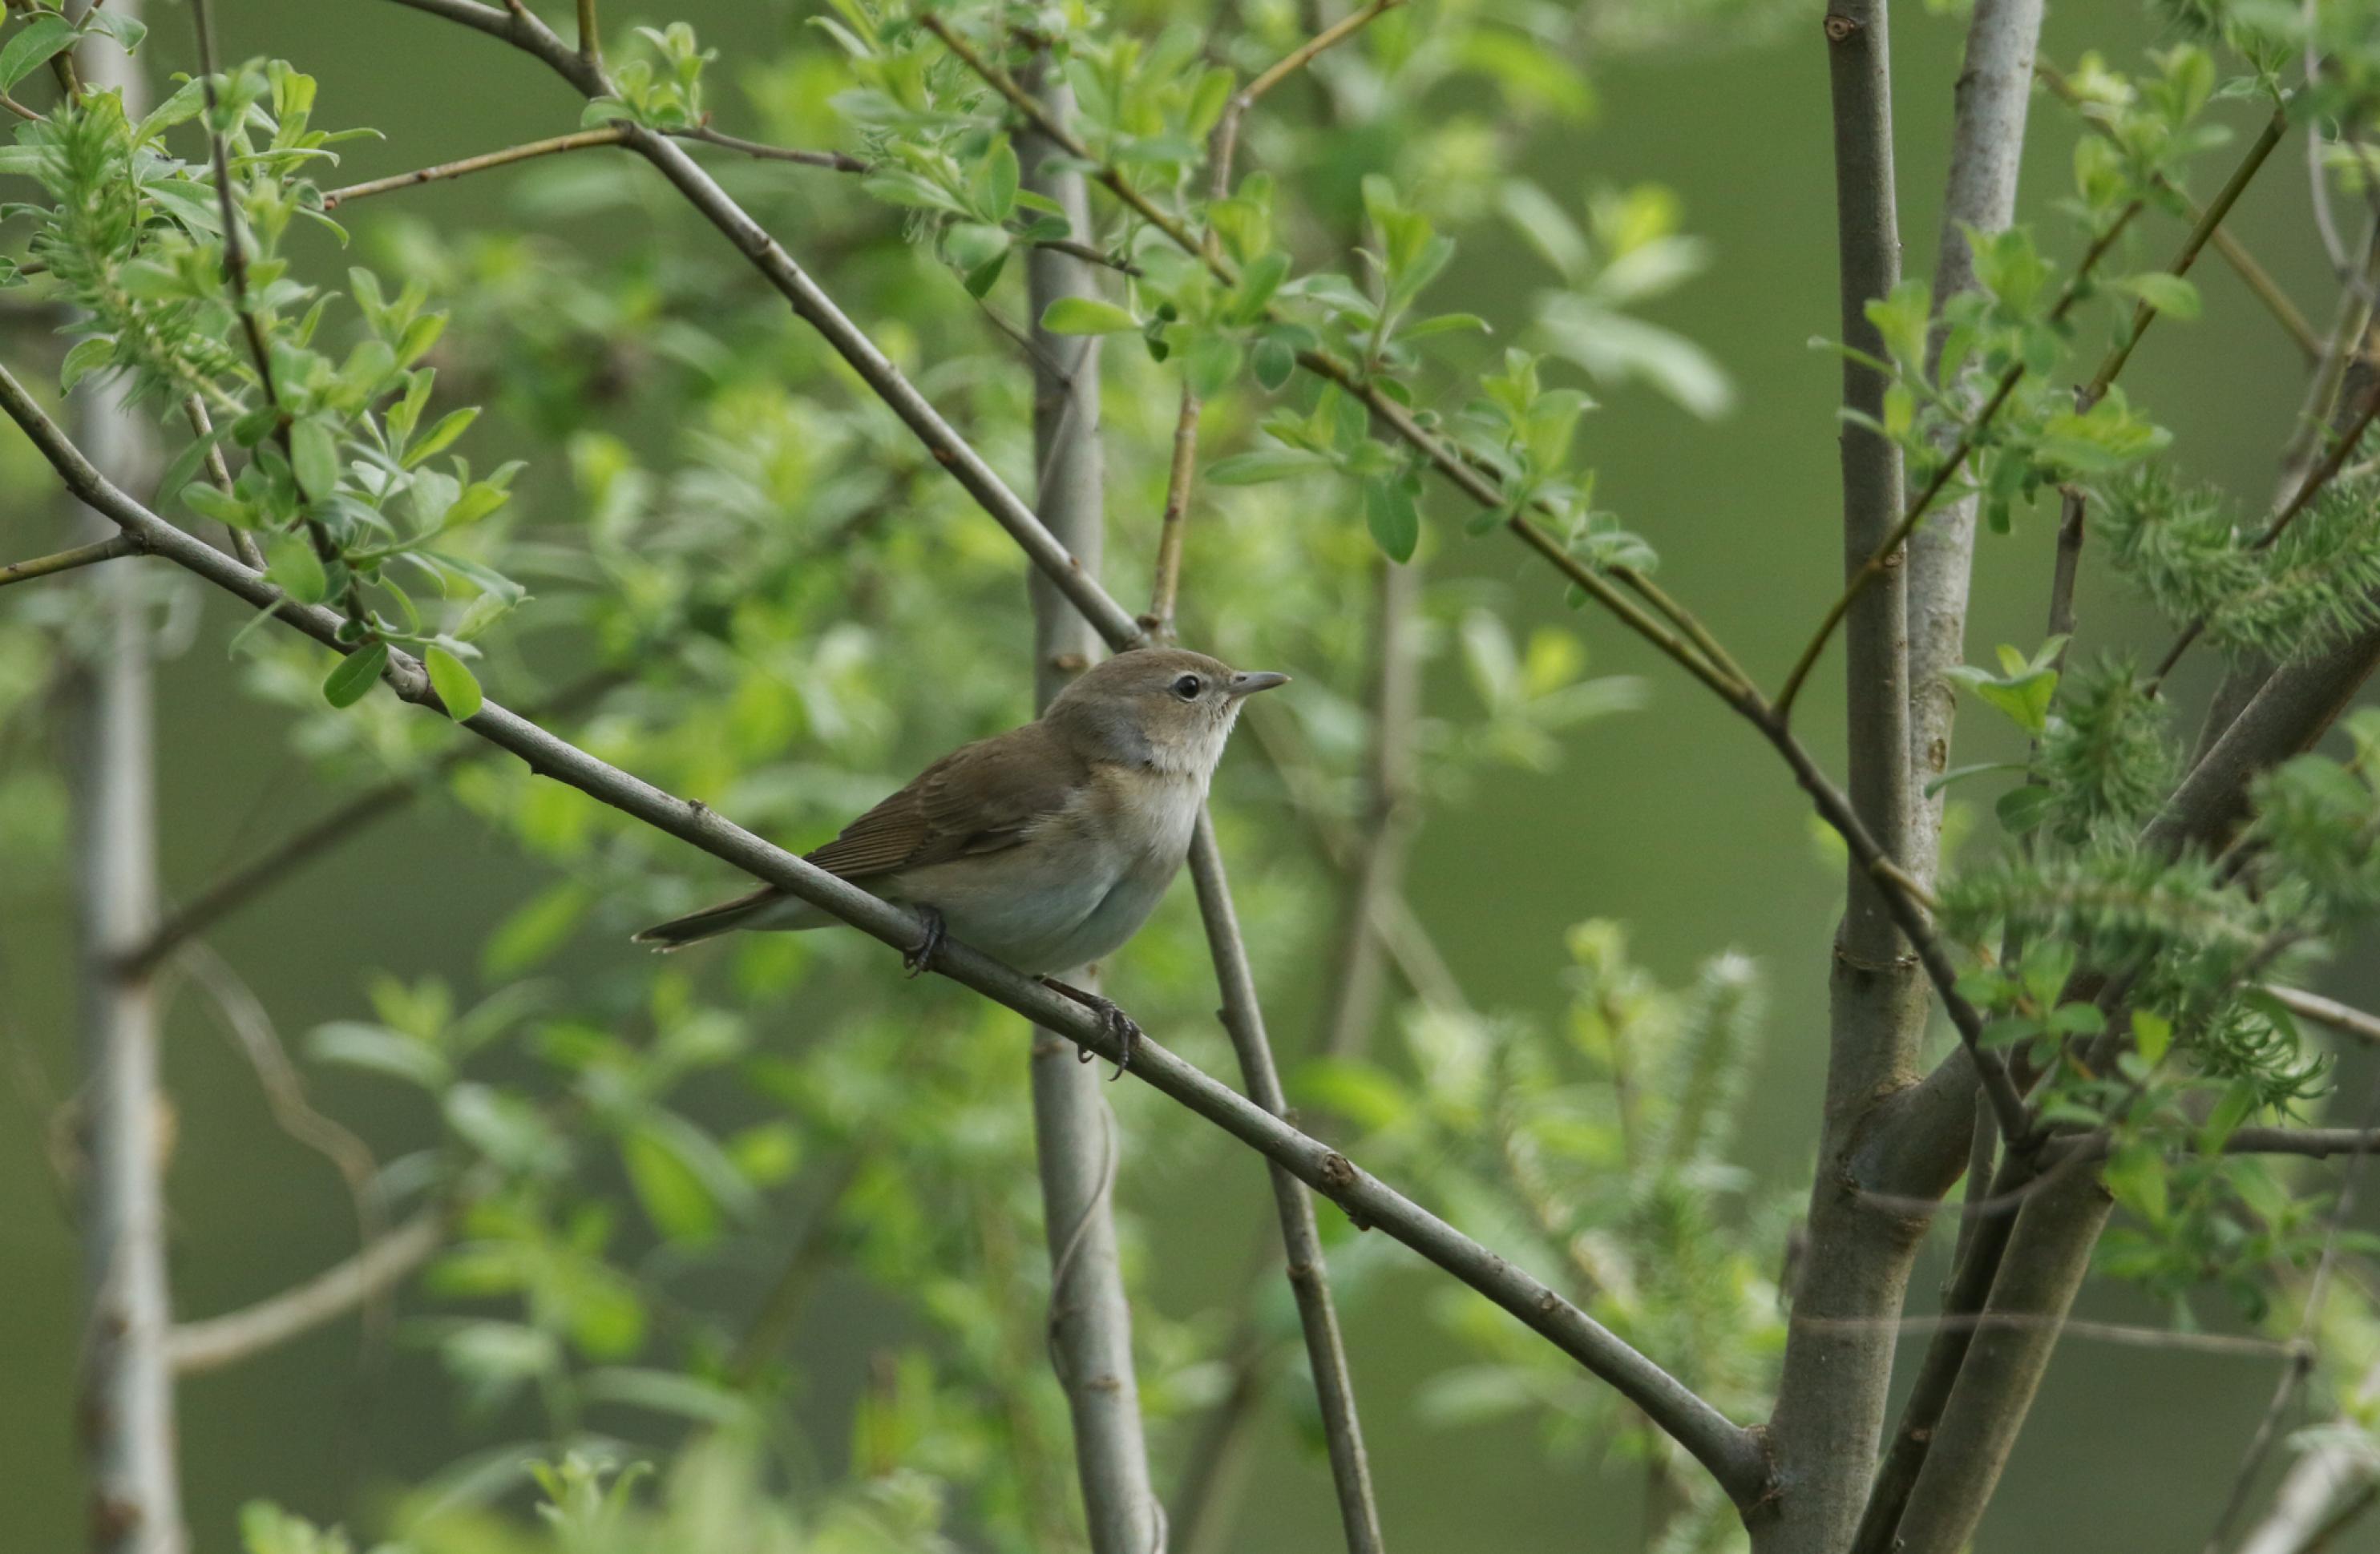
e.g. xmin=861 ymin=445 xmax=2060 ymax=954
xmin=0 ymin=531 xmax=136 ymax=587
xmin=575 ymin=0 xmax=598 ymax=66
xmin=2148 ymin=377 xmax=2380 ymax=688
xmin=727 ymin=1154 xmax=862 ymax=1386
xmin=189 ymin=0 xmax=369 ymax=633
xmin=1772 ymin=195 xmax=2151 ymax=718
xmin=2083 ymin=105 xmax=2292 ymax=403
xmin=669 ymin=123 xmax=868 ymax=172
xmin=320 ymin=127 xmax=628 ymax=207
xmin=181 ymin=395 xmax=260 ymax=568
xmin=1207 ymin=0 xmax=1400 ymax=188
xmin=119 ymin=668 xmax=625 ymax=976
xmin=2271 ymin=985 xmax=2380 ymax=1045
xmin=1186 ymin=818 xmax=1386 ymax=1554
xmin=168 ymin=1205 xmax=447 ymax=1375
xmin=0 ymin=343 xmax=1772 ymax=1511
xmin=2037 ymin=61 xmax=2320 ymax=359
xmin=1035 ymin=236 xmax=1141 ymax=277
xmin=1146 ymin=387 xmax=1200 ymax=636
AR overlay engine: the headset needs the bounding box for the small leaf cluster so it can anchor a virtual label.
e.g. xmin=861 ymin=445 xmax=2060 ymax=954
xmin=2096 ymin=461 xmax=2380 ymax=664
xmin=1298 ymin=924 xmax=1780 ymax=1552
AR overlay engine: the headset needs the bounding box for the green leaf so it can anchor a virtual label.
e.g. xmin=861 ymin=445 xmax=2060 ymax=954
xmin=402 ymin=407 xmax=479 ymax=469
xmin=1995 ymin=783 xmax=2053 ymax=834
xmin=2131 ymin=1010 xmax=2173 ymax=1067
xmin=1251 ymin=333 xmax=1296 ymax=390
xmin=321 ymin=641 xmax=387 ymax=708
xmin=2104 ymin=1140 xmax=2168 ymax=1225
xmin=59 ymin=337 xmax=113 ymax=394
xmin=1039 ymin=297 xmax=1139 ymax=335
xmin=425 ymin=646 xmax=483 ymax=720
xmin=977 ymin=139 xmax=1018 ymax=220
xmin=483 ymin=882 xmax=589 ymax=978
xmin=305 ymin=1021 xmax=451 ymax=1090
xmin=0 ymin=14 xmax=77 ymax=94
xmin=291 ymin=417 xmax=340 ymax=500
xmin=2118 ymin=271 xmax=2201 ymax=321
xmin=1364 ymin=479 xmax=1419 ymax=563
xmin=265 ymin=533 xmax=328 ymax=604
xmin=1206 ymin=447 xmax=1333 ymax=484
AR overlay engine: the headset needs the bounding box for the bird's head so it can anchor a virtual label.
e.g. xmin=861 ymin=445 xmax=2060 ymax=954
xmin=1045 ymin=647 xmax=1289 ymax=775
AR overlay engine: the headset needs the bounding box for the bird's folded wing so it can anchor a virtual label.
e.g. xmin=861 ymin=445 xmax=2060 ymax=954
xmin=802 ymin=723 xmax=1087 ymax=882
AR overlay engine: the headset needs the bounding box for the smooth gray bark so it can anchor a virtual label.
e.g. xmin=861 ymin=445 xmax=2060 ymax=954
xmin=1893 ymin=1169 xmax=2115 ymax=1554
xmin=1761 ymin=7 xmax=1925 ymax=1550
xmin=71 ymin=23 xmax=182 ymax=1553
xmin=1907 ymin=0 xmax=2043 ymax=879
xmin=1021 ymin=76 xmax=1165 ymax=1554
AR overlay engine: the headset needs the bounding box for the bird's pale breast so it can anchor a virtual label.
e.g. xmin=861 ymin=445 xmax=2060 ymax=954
xmin=885 ymin=762 xmax=1205 ymax=974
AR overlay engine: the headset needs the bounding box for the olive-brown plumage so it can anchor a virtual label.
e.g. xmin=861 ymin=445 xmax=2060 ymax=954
xmin=632 ymin=648 xmax=1287 ymax=979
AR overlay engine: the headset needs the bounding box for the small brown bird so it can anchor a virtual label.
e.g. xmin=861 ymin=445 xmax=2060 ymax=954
xmin=633 ymin=648 xmax=1289 ymax=1071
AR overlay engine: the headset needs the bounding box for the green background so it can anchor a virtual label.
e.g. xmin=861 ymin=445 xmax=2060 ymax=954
xmin=1 ymin=1 xmax=2366 ymax=1549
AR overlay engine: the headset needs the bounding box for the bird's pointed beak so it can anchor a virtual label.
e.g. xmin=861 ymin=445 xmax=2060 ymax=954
xmin=1227 ymin=671 xmax=1291 ymax=698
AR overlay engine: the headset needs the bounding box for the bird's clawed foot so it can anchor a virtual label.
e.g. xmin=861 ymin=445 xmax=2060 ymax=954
xmin=1039 ymin=975 xmax=1142 ymax=1080
xmin=903 ymin=906 xmax=946 ymax=978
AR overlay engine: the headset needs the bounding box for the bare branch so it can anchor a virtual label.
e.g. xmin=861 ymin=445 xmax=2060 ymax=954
xmin=320 ymin=127 xmax=630 ymax=207
xmin=169 ymin=1206 xmax=447 ymax=1376
xmin=120 ymin=667 xmax=624 ymax=977
xmin=669 ymin=123 xmax=868 ymax=172
xmin=0 ymin=531 xmax=138 ymax=587
xmin=1186 ymin=817 xmax=1385 ymax=1553
xmin=2271 ymin=986 xmax=2380 ymax=1045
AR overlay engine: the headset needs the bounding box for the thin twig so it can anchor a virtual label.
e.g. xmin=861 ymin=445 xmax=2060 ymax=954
xmin=0 ymin=531 xmax=136 ymax=587
xmin=182 ymin=394 xmax=260 ymax=568
xmin=190 ymin=0 xmax=369 ymax=632
xmin=2037 ymin=61 xmax=2320 ymax=359
xmin=2148 ymin=377 xmax=2380 ymax=689
xmin=574 ymin=0 xmax=598 ymax=67
xmin=169 ymin=1205 xmax=448 ymax=1375
xmin=669 ymin=123 xmax=867 ymax=172
xmin=1146 ymin=388 xmax=1200 ymax=635
xmin=2272 ymin=986 xmax=2380 ymax=1045
xmin=0 ymin=345 xmax=1773 ymax=1510
xmin=318 ymin=124 xmax=864 ymax=209
xmin=319 ymin=127 xmax=628 ymax=207
xmin=1773 ymin=198 xmax=2146 ymax=718
xmin=1206 ymin=0 xmax=1400 ymax=188
xmin=121 ymin=668 xmax=625 ymax=976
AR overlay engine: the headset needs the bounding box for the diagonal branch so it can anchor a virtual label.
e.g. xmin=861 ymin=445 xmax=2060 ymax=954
xmin=0 ymin=353 xmax=1773 ymax=1510
xmin=317 ymin=123 xmax=866 ymax=208
xmin=0 ymin=531 xmax=138 ymax=587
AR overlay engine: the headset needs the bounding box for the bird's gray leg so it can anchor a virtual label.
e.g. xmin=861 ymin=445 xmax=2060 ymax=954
xmin=903 ymin=906 xmax=946 ymax=978
xmin=1037 ymin=975 xmax=1142 ymax=1080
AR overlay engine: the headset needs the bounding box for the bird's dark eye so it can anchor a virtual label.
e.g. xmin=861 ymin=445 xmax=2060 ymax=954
xmin=1171 ymin=674 xmax=1202 ymax=700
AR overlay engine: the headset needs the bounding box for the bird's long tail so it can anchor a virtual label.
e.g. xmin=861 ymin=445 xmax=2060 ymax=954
xmin=632 ymin=886 xmax=783 ymax=951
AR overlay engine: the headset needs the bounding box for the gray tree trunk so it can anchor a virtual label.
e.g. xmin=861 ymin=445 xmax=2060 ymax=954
xmin=1020 ymin=74 xmax=1164 ymax=1554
